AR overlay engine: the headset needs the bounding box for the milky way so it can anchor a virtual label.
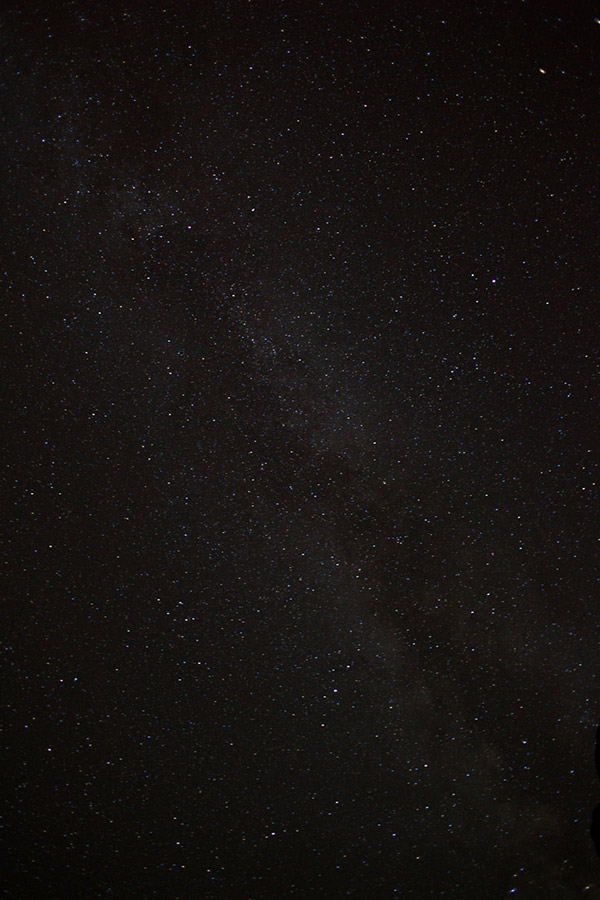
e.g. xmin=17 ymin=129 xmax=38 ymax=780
xmin=3 ymin=2 xmax=599 ymax=898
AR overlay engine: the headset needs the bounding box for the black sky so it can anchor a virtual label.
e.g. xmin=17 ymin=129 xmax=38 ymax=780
xmin=3 ymin=1 xmax=600 ymax=898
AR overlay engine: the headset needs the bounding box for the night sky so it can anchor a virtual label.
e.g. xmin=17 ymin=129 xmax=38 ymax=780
xmin=3 ymin=1 xmax=600 ymax=897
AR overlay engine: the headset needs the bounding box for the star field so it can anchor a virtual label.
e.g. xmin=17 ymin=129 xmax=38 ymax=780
xmin=3 ymin=1 xmax=600 ymax=898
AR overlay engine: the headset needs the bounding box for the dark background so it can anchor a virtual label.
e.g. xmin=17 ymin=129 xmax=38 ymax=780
xmin=2 ymin=0 xmax=599 ymax=897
